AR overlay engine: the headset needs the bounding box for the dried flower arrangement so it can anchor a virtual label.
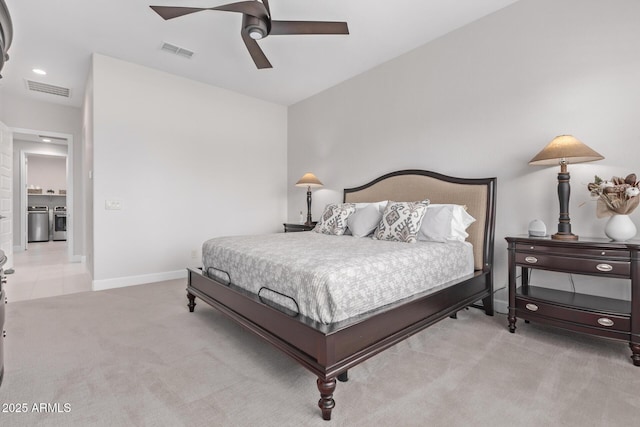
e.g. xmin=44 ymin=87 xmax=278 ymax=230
xmin=588 ymin=174 xmax=640 ymax=217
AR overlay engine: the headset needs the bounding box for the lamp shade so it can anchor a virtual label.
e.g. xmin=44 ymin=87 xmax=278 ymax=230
xmin=529 ymin=135 xmax=604 ymax=166
xmin=295 ymin=173 xmax=323 ymax=188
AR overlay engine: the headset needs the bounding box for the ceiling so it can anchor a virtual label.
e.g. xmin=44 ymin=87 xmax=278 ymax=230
xmin=0 ymin=0 xmax=520 ymax=108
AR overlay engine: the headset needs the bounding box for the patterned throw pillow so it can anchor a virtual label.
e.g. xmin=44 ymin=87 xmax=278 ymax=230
xmin=374 ymin=200 xmax=430 ymax=243
xmin=313 ymin=203 xmax=357 ymax=235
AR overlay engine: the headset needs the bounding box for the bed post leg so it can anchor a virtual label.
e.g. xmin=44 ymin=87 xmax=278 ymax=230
xmin=482 ymin=273 xmax=495 ymax=316
xmin=317 ymin=377 xmax=336 ymax=421
xmin=630 ymin=343 xmax=640 ymax=366
xmin=337 ymin=371 xmax=348 ymax=382
xmin=482 ymin=295 xmax=494 ymax=316
xmin=187 ymin=291 xmax=196 ymax=312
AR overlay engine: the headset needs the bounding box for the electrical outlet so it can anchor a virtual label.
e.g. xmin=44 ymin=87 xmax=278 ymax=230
xmin=105 ymin=200 xmax=122 ymax=210
xmin=191 ymin=249 xmax=198 ymax=259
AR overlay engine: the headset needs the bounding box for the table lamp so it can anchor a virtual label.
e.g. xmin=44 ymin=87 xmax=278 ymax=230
xmin=295 ymin=172 xmax=323 ymax=226
xmin=529 ymin=135 xmax=604 ymax=240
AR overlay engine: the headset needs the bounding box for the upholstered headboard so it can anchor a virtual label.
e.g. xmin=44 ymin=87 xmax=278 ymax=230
xmin=344 ymin=170 xmax=497 ymax=271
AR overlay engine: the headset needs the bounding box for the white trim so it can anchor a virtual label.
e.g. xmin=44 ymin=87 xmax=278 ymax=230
xmin=92 ymin=269 xmax=187 ymax=291
xmin=10 ymin=128 xmax=70 ymax=145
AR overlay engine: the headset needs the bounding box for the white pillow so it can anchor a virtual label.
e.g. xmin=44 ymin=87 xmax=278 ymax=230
xmin=347 ymin=204 xmax=383 ymax=237
xmin=418 ymin=204 xmax=475 ymax=242
xmin=313 ymin=203 xmax=356 ymax=235
xmin=373 ymin=200 xmax=430 ymax=243
xmin=354 ymin=201 xmax=388 ymax=212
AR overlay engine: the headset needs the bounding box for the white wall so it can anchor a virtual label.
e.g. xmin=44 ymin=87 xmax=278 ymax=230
xmin=27 ymin=155 xmax=66 ymax=191
xmin=287 ymin=0 xmax=640 ymax=308
xmin=0 ymin=91 xmax=84 ymax=257
xmin=89 ymin=54 xmax=287 ymax=288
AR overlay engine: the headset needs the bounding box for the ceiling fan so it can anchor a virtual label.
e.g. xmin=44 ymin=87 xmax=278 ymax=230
xmin=150 ymin=1 xmax=349 ymax=69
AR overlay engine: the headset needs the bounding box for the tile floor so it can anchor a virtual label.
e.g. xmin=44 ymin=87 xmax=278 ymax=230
xmin=4 ymin=241 xmax=92 ymax=302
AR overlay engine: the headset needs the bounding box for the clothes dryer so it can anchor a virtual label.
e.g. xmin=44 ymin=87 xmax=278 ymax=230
xmin=53 ymin=206 xmax=67 ymax=241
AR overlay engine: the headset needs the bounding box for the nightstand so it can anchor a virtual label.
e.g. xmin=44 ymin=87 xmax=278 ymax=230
xmin=506 ymin=236 xmax=640 ymax=365
xmin=283 ymin=223 xmax=316 ymax=232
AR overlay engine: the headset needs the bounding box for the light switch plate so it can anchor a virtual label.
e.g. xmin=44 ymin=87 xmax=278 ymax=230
xmin=105 ymin=200 xmax=122 ymax=210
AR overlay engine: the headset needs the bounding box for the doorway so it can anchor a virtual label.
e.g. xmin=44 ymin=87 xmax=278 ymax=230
xmin=4 ymin=128 xmax=90 ymax=301
xmin=11 ymin=129 xmax=75 ymax=259
xmin=24 ymin=153 xmax=67 ymax=244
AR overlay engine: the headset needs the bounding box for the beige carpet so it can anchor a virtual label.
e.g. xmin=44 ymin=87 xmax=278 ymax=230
xmin=1 ymin=279 xmax=639 ymax=427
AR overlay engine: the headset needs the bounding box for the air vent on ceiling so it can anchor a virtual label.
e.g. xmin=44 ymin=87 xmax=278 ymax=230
xmin=25 ymin=80 xmax=71 ymax=98
xmin=161 ymin=42 xmax=194 ymax=59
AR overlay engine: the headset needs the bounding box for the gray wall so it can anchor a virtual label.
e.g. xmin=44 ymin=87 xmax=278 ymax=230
xmin=287 ymin=0 xmax=640 ymax=306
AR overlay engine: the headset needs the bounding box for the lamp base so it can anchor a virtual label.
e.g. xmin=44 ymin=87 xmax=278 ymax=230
xmin=552 ymin=232 xmax=578 ymax=241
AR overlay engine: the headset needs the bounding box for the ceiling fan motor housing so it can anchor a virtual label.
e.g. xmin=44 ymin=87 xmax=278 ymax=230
xmin=243 ymin=14 xmax=269 ymax=40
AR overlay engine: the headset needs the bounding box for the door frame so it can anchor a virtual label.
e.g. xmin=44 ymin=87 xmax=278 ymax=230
xmin=12 ymin=127 xmax=75 ymax=261
xmin=0 ymin=121 xmax=12 ymax=270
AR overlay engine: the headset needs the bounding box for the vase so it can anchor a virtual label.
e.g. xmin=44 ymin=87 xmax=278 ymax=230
xmin=604 ymin=214 xmax=637 ymax=242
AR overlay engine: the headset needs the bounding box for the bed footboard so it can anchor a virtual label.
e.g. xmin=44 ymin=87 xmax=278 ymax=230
xmin=186 ymin=266 xmax=493 ymax=420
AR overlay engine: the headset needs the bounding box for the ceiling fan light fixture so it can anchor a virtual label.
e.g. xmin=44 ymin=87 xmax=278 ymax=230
xmin=249 ymin=27 xmax=265 ymax=40
xmin=245 ymin=16 xmax=268 ymax=40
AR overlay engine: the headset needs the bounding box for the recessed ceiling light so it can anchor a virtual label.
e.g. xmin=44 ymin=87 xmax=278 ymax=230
xmin=32 ymin=68 xmax=47 ymax=75
xmin=41 ymin=138 xmax=52 ymax=142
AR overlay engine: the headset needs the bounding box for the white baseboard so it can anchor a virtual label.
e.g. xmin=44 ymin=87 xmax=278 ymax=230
xmin=92 ymin=269 xmax=187 ymax=291
xmin=71 ymin=254 xmax=86 ymax=263
xmin=494 ymin=287 xmax=508 ymax=314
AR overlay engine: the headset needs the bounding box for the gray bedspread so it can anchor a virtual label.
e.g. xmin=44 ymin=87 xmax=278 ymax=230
xmin=202 ymin=232 xmax=474 ymax=324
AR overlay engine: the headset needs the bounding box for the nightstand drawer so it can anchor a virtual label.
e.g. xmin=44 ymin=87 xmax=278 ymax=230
xmin=516 ymin=298 xmax=630 ymax=332
xmin=515 ymin=243 xmax=630 ymax=260
xmin=515 ymin=252 xmax=630 ymax=277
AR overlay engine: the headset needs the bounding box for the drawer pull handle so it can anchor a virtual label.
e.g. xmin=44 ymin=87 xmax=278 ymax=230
xmin=596 ymin=263 xmax=613 ymax=272
xmin=524 ymin=256 xmax=538 ymax=264
xmin=597 ymin=318 xmax=614 ymax=327
xmin=525 ymin=303 xmax=539 ymax=312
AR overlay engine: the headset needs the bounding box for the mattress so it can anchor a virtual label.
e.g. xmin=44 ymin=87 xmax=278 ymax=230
xmin=202 ymin=232 xmax=474 ymax=324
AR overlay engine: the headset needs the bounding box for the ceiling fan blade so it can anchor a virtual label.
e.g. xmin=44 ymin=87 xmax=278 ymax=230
xmin=212 ymin=1 xmax=268 ymax=20
xmin=241 ymin=30 xmax=272 ymax=69
xmin=262 ymin=0 xmax=271 ymax=16
xmin=150 ymin=2 xmax=267 ymax=21
xmin=149 ymin=6 xmax=209 ymax=20
xmin=270 ymin=21 xmax=349 ymax=36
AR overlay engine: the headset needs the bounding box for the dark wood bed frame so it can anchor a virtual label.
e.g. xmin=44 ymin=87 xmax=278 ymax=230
xmin=186 ymin=169 xmax=497 ymax=420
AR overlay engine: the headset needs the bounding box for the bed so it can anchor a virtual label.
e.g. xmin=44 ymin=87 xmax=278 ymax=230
xmin=186 ymin=169 xmax=497 ymax=420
